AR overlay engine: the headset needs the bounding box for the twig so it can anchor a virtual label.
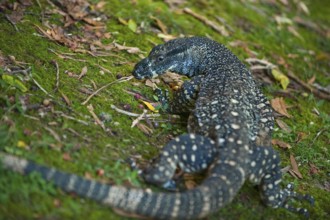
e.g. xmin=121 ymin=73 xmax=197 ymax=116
xmin=131 ymin=110 xmax=148 ymax=128
xmin=52 ymin=60 xmax=60 ymax=92
xmin=215 ymin=16 xmax=235 ymax=33
xmin=48 ymin=49 xmax=87 ymax=62
xmin=183 ymin=8 xmax=229 ymax=37
xmin=44 ymin=126 xmax=61 ymax=142
xmin=81 ymin=76 xmax=133 ymax=105
xmin=8 ymin=67 xmax=31 ymax=75
xmin=87 ymin=104 xmax=106 ymax=131
xmin=5 ymin=15 xmax=19 ymax=32
xmin=66 ymin=128 xmax=91 ymax=142
xmin=23 ymin=114 xmax=40 ymax=121
xmin=98 ymin=64 xmax=112 ymax=74
xmin=31 ymin=77 xmax=54 ymax=98
xmin=245 ymin=58 xmax=277 ymax=68
xmin=78 ymin=66 xmax=88 ymax=80
xmin=58 ymin=112 xmax=89 ymax=125
xmin=311 ymin=129 xmax=325 ymax=145
xmin=286 ymin=71 xmax=330 ymax=101
xmin=111 ymin=104 xmax=160 ymax=118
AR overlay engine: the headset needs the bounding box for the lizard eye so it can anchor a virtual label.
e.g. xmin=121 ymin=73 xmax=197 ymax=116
xmin=157 ymin=56 xmax=164 ymax=61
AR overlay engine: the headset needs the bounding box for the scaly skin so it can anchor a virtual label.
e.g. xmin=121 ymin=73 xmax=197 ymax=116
xmin=1 ymin=37 xmax=313 ymax=219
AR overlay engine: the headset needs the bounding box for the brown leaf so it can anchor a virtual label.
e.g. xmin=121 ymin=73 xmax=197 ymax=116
xmin=113 ymin=43 xmax=142 ymax=54
xmin=136 ymin=123 xmax=153 ymax=136
xmin=164 ymin=0 xmax=186 ymax=10
xmin=96 ymin=169 xmax=105 ymax=177
xmin=295 ymin=131 xmax=307 ymax=143
xmin=183 ymin=8 xmax=229 ymax=37
xmin=272 ymin=139 xmax=292 ymax=149
xmin=62 ymin=152 xmax=72 ymax=161
xmin=307 ymin=75 xmax=316 ymax=84
xmin=157 ymin=33 xmax=177 ymax=41
xmin=160 ymin=72 xmax=184 ymax=88
xmin=53 ymin=198 xmax=61 ymax=208
xmin=270 ymin=97 xmax=292 ymax=118
xmin=7 ymin=6 xmax=24 ymax=23
xmin=145 ymin=79 xmax=158 ymax=89
xmin=84 ymin=172 xmax=93 ymax=179
xmin=78 ymin=66 xmax=88 ymax=80
xmin=275 ymin=119 xmax=292 ymax=133
xmin=150 ymin=15 xmax=168 ymax=34
xmin=290 ymin=154 xmax=303 ymax=179
xmin=60 ymin=91 xmax=72 ymax=106
xmin=287 ymin=26 xmax=303 ymax=40
xmin=183 ymin=173 xmax=197 ymax=190
xmin=309 ymin=163 xmax=319 ymax=175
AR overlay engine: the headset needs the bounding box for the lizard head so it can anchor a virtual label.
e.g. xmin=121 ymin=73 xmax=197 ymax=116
xmin=132 ymin=37 xmax=200 ymax=80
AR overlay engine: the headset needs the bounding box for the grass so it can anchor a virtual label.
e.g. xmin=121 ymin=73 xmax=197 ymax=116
xmin=0 ymin=0 xmax=329 ymax=219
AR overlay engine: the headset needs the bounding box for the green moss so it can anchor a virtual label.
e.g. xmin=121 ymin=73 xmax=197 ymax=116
xmin=0 ymin=0 xmax=329 ymax=219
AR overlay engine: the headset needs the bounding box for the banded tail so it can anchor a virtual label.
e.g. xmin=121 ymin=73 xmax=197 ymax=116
xmin=0 ymin=152 xmax=246 ymax=219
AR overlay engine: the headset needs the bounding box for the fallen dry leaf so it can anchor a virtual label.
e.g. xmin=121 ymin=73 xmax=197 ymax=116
xmin=84 ymin=172 xmax=93 ymax=179
xmin=96 ymin=169 xmax=105 ymax=176
xmin=307 ymin=75 xmax=316 ymax=85
xmin=144 ymin=79 xmax=158 ymax=89
xmin=164 ymin=0 xmax=186 ymax=10
xmin=160 ymin=72 xmax=184 ymax=88
xmin=290 ymin=154 xmax=303 ymax=179
xmin=274 ymin=15 xmax=293 ymax=26
xmin=183 ymin=8 xmax=229 ymax=37
xmin=113 ymin=43 xmax=142 ymax=54
xmin=270 ymin=97 xmax=292 ymax=118
xmin=136 ymin=123 xmax=154 ymax=136
xmin=157 ymin=33 xmax=177 ymax=41
xmin=78 ymin=66 xmax=88 ymax=79
xmin=53 ymin=198 xmax=61 ymax=207
xmin=275 ymin=119 xmax=292 ymax=133
xmin=295 ymin=131 xmax=308 ymax=143
xmin=183 ymin=173 xmax=198 ymax=190
xmin=60 ymin=91 xmax=72 ymax=106
xmin=150 ymin=15 xmax=168 ymax=34
xmin=272 ymin=139 xmax=292 ymax=149
xmin=298 ymin=1 xmax=310 ymax=15
xmin=309 ymin=163 xmax=320 ymax=175
xmin=287 ymin=26 xmax=303 ymax=40
xmin=62 ymin=152 xmax=72 ymax=161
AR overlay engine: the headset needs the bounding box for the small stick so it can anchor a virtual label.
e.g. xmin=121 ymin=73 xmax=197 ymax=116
xmin=81 ymin=76 xmax=133 ymax=105
xmin=87 ymin=104 xmax=106 ymax=131
xmin=9 ymin=67 xmax=31 ymax=75
xmin=5 ymin=15 xmax=19 ymax=32
xmin=31 ymin=77 xmax=54 ymax=98
xmin=131 ymin=110 xmax=148 ymax=128
xmin=111 ymin=104 xmax=160 ymax=118
xmin=183 ymin=8 xmax=229 ymax=36
xmin=44 ymin=126 xmax=61 ymax=142
xmin=52 ymin=60 xmax=60 ymax=92
xmin=66 ymin=128 xmax=92 ymax=142
xmin=59 ymin=113 xmax=89 ymax=125
xmin=286 ymin=71 xmax=330 ymax=101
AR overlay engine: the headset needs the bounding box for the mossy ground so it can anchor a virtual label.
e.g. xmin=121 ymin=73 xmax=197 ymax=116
xmin=0 ymin=0 xmax=329 ymax=219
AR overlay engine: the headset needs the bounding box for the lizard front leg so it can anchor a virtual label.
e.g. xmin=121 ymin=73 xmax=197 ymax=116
xmin=142 ymin=133 xmax=217 ymax=190
xmin=156 ymin=75 xmax=203 ymax=114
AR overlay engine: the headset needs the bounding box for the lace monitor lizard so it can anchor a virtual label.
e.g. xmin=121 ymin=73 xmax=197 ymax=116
xmin=1 ymin=36 xmax=313 ymax=219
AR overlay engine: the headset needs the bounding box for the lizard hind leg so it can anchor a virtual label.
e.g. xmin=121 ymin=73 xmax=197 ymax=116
xmin=142 ymin=133 xmax=218 ymax=190
xmin=248 ymin=146 xmax=314 ymax=217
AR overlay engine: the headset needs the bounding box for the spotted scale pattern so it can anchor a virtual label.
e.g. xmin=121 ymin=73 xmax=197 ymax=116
xmin=1 ymin=37 xmax=313 ymax=220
